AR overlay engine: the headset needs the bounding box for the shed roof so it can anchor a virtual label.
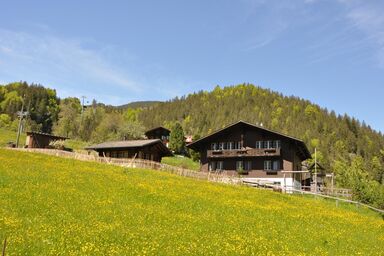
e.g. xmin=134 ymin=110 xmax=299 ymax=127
xmin=86 ymin=139 xmax=161 ymax=149
xmin=26 ymin=131 xmax=68 ymax=140
xmin=85 ymin=139 xmax=172 ymax=156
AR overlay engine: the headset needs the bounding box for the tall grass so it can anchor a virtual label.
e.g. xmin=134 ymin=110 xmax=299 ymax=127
xmin=0 ymin=149 xmax=383 ymax=255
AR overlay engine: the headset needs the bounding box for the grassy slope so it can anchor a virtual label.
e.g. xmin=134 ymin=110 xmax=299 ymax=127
xmin=0 ymin=127 xmax=88 ymax=151
xmin=0 ymin=128 xmax=25 ymax=147
xmin=0 ymin=149 xmax=383 ymax=255
xmin=161 ymin=155 xmax=200 ymax=170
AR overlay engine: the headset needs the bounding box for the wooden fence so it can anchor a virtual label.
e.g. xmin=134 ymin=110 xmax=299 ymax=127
xmin=9 ymin=148 xmax=241 ymax=185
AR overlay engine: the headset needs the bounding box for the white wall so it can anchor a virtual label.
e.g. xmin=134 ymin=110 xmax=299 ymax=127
xmin=242 ymin=177 xmax=301 ymax=192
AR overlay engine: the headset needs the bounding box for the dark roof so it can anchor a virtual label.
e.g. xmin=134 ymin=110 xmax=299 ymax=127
xmin=187 ymin=120 xmax=311 ymax=160
xmin=85 ymin=139 xmax=172 ymax=156
xmin=145 ymin=126 xmax=170 ymax=136
xmin=26 ymin=131 xmax=68 ymax=140
xmin=86 ymin=139 xmax=161 ymax=149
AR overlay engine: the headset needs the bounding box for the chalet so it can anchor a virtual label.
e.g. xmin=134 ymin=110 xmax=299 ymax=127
xmin=86 ymin=139 xmax=172 ymax=162
xmin=25 ymin=131 xmax=68 ymax=149
xmin=145 ymin=127 xmax=170 ymax=147
xmin=187 ymin=121 xmax=311 ymax=190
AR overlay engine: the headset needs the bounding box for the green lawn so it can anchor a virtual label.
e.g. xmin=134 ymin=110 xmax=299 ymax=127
xmin=64 ymin=139 xmax=90 ymax=152
xmin=0 ymin=128 xmax=25 ymax=147
xmin=161 ymin=155 xmax=200 ymax=170
xmin=0 ymin=149 xmax=383 ymax=255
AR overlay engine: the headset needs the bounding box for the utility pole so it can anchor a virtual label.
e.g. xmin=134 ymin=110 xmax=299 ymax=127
xmin=80 ymin=96 xmax=86 ymax=125
xmin=314 ymin=147 xmax=317 ymax=193
xmin=15 ymin=99 xmax=28 ymax=148
xmin=81 ymin=96 xmax=86 ymax=114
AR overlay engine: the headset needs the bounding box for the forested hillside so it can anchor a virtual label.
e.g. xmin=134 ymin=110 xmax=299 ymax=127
xmin=0 ymin=82 xmax=59 ymax=133
xmin=138 ymin=84 xmax=384 ymax=208
xmin=117 ymin=101 xmax=161 ymax=109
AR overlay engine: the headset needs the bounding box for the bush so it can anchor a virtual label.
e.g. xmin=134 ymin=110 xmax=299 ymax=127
xmin=0 ymin=114 xmax=11 ymax=128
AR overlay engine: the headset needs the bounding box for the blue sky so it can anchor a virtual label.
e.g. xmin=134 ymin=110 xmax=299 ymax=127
xmin=0 ymin=0 xmax=384 ymax=132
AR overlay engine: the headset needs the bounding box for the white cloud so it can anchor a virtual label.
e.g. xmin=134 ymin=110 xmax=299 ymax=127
xmin=337 ymin=1 xmax=384 ymax=67
xmin=0 ymin=29 xmax=140 ymax=93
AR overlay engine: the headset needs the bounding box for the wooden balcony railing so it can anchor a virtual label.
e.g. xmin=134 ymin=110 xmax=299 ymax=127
xmin=207 ymin=148 xmax=281 ymax=158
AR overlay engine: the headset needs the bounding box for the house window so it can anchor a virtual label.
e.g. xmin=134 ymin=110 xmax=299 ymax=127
xmin=264 ymin=160 xmax=272 ymax=170
xmin=228 ymin=142 xmax=234 ymax=150
xmin=234 ymin=141 xmax=241 ymax=149
xmin=273 ymin=160 xmax=280 ymax=170
xmin=272 ymin=140 xmax=281 ymax=149
xmin=256 ymin=141 xmax=262 ymax=149
xmin=265 ymin=141 xmax=274 ymax=149
xmin=217 ymin=161 xmax=223 ymax=171
xmin=265 ymin=160 xmax=280 ymax=171
xmin=211 ymin=143 xmax=217 ymax=150
xmin=209 ymin=161 xmax=216 ymax=171
xmin=236 ymin=161 xmax=243 ymax=170
xmin=219 ymin=142 xmax=225 ymax=150
xmin=244 ymin=161 xmax=252 ymax=171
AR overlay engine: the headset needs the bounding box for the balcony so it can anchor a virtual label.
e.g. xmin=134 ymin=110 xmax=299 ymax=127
xmin=207 ymin=148 xmax=281 ymax=158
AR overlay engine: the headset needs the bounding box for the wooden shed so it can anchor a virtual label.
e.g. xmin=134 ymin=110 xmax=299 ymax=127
xmin=25 ymin=132 xmax=68 ymax=149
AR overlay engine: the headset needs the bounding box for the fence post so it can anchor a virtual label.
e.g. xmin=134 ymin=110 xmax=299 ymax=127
xmin=2 ymin=238 xmax=6 ymax=256
xmin=336 ymin=199 xmax=339 ymax=207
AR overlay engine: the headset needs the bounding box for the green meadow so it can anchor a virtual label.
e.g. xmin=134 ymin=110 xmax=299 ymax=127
xmin=0 ymin=149 xmax=383 ymax=255
xmin=0 ymin=128 xmax=25 ymax=147
xmin=161 ymin=155 xmax=200 ymax=170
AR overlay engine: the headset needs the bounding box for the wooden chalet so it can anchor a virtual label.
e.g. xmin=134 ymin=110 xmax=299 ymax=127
xmin=187 ymin=121 xmax=311 ymax=189
xmin=25 ymin=131 xmax=68 ymax=149
xmin=86 ymin=139 xmax=172 ymax=162
xmin=145 ymin=127 xmax=170 ymax=146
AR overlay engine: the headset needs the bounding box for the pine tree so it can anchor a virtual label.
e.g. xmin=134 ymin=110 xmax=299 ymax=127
xmin=169 ymin=122 xmax=185 ymax=154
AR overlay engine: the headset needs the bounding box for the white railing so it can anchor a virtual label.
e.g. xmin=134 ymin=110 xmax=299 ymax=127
xmin=242 ymin=180 xmax=384 ymax=214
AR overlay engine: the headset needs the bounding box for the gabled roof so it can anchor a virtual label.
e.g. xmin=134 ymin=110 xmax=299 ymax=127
xmin=85 ymin=139 xmax=172 ymax=156
xmin=187 ymin=120 xmax=311 ymax=160
xmin=86 ymin=139 xmax=158 ymax=149
xmin=145 ymin=126 xmax=170 ymax=136
xmin=86 ymin=139 xmax=173 ymax=156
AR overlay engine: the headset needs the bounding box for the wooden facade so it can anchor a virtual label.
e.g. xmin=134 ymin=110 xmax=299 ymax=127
xmin=86 ymin=139 xmax=172 ymax=162
xmin=25 ymin=131 xmax=68 ymax=149
xmin=145 ymin=127 xmax=170 ymax=146
xmin=187 ymin=121 xmax=311 ymax=188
